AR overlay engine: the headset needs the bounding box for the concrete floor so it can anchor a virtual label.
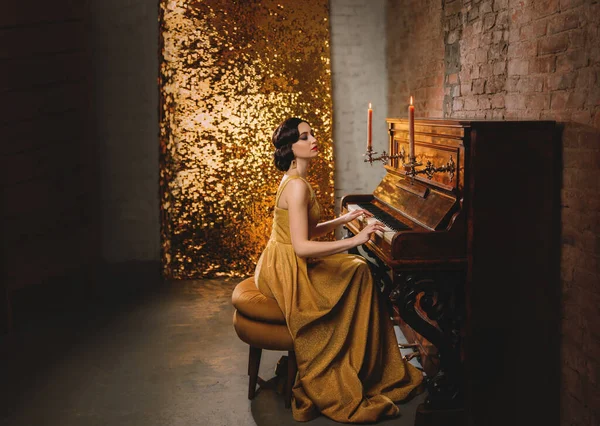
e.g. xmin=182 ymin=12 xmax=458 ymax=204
xmin=0 ymin=272 xmax=426 ymax=426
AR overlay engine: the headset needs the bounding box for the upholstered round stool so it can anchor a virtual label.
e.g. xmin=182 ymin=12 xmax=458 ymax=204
xmin=232 ymin=277 xmax=297 ymax=408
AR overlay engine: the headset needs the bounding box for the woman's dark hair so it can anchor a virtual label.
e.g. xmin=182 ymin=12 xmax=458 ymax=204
xmin=272 ymin=117 xmax=308 ymax=171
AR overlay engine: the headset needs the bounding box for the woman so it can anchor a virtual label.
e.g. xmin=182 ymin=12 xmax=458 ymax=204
xmin=255 ymin=117 xmax=423 ymax=423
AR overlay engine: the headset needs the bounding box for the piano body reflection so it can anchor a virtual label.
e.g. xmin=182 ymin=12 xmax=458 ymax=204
xmin=341 ymin=118 xmax=559 ymax=426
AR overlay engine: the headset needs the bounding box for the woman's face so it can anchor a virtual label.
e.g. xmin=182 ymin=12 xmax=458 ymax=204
xmin=292 ymin=122 xmax=318 ymax=160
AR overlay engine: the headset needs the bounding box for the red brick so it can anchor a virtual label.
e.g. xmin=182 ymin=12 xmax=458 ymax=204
xmin=479 ymin=96 xmax=492 ymax=109
xmin=467 ymin=5 xmax=480 ymax=22
xmin=578 ymin=129 xmax=600 ymax=150
xmin=538 ymin=33 xmax=570 ymax=55
xmin=480 ymin=63 xmax=494 ymax=78
xmin=559 ymin=0 xmax=585 ymax=10
xmin=569 ymin=29 xmax=586 ymax=49
xmin=551 ymin=91 xmax=569 ymax=110
xmin=492 ymin=30 xmax=504 ymax=43
xmin=563 ymin=149 xmax=581 ymax=168
xmin=586 ymin=88 xmax=600 ymax=108
xmin=447 ymin=73 xmax=459 ymax=84
xmin=475 ymin=48 xmax=488 ymax=63
xmin=453 ymin=98 xmax=464 ymax=111
xmin=517 ymin=75 xmax=544 ymax=92
xmin=588 ymin=358 xmax=599 ymax=387
xmin=491 ymin=93 xmax=505 ymax=108
xmin=472 ymin=78 xmax=486 ymax=94
xmin=496 ymin=10 xmax=510 ymax=28
xmin=493 ymin=0 xmax=509 ymax=11
xmin=483 ymin=13 xmax=497 ymax=30
xmin=594 ymin=111 xmax=600 ymax=129
xmin=481 ymin=0 xmax=493 ymax=13
xmin=493 ymin=61 xmax=506 ymax=75
xmin=526 ymin=93 xmax=550 ymax=109
xmin=487 ymin=42 xmax=506 ymax=61
xmin=505 ymin=93 xmax=526 ymax=109
xmin=510 ymin=6 xmax=532 ymax=26
xmin=567 ymin=91 xmax=587 ymax=108
xmin=561 ymin=392 xmax=591 ymax=425
xmin=506 ymin=76 xmax=520 ymax=91
xmin=533 ymin=19 xmax=548 ymax=37
xmin=464 ymin=96 xmax=478 ymax=110
xmin=572 ymin=110 xmax=592 ymax=125
xmin=491 ymin=109 xmax=505 ymax=119
xmin=444 ymin=0 xmax=463 ymax=16
xmin=564 ymin=341 xmax=588 ymax=373
xmin=485 ymin=75 xmax=506 ymax=93
xmin=562 ymin=295 xmax=584 ymax=325
xmin=520 ymin=23 xmax=534 ymax=40
xmin=547 ymin=11 xmax=581 ymax=35
xmin=508 ymin=26 xmax=521 ymax=42
xmin=557 ymin=49 xmax=589 ymax=73
xmin=534 ymin=0 xmax=560 ymax=18
xmin=508 ymin=40 xmax=536 ymax=58
xmin=531 ymin=55 xmax=556 ymax=73
xmin=508 ymin=58 xmax=529 ymax=74
xmin=547 ymin=72 xmax=576 ymax=90
xmin=479 ymin=31 xmax=494 ymax=46
xmin=575 ymin=67 xmax=595 ymax=89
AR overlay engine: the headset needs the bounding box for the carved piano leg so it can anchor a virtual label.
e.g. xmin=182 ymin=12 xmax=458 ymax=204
xmin=390 ymin=272 xmax=465 ymax=426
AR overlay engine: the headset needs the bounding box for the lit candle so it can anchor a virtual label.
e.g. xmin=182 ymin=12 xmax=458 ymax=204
xmin=367 ymin=103 xmax=373 ymax=151
xmin=408 ymin=96 xmax=415 ymax=160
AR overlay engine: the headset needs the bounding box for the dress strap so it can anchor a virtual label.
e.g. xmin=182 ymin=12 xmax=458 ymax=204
xmin=275 ymin=175 xmax=313 ymax=207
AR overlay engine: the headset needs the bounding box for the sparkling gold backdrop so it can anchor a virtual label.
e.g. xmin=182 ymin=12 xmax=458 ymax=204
xmin=159 ymin=0 xmax=334 ymax=279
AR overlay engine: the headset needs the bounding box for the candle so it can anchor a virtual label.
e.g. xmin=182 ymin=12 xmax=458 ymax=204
xmin=367 ymin=103 xmax=373 ymax=151
xmin=408 ymin=96 xmax=415 ymax=160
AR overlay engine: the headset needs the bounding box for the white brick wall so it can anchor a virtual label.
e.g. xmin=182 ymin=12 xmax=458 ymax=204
xmin=89 ymin=0 xmax=160 ymax=262
xmin=329 ymin=0 xmax=388 ymax=237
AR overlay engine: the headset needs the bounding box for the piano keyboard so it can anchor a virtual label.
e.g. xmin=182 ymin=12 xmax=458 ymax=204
xmin=347 ymin=203 xmax=411 ymax=243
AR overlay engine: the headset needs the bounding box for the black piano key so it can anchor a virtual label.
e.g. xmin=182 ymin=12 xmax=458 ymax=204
xmin=356 ymin=203 xmax=411 ymax=231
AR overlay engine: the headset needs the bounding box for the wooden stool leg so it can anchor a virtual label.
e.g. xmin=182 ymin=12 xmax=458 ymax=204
xmin=285 ymin=350 xmax=297 ymax=408
xmin=248 ymin=346 xmax=262 ymax=399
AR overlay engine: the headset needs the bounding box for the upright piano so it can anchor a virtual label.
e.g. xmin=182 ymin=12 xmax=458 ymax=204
xmin=341 ymin=118 xmax=560 ymax=426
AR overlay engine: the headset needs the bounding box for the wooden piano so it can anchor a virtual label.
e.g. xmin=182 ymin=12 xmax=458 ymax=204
xmin=341 ymin=118 xmax=560 ymax=426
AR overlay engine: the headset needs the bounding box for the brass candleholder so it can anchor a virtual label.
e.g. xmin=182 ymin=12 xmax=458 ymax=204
xmin=364 ymin=145 xmax=456 ymax=182
xmin=363 ymin=146 xmax=403 ymax=165
xmin=405 ymin=156 xmax=456 ymax=182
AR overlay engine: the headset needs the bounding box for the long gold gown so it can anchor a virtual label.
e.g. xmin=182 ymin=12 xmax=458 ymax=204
xmin=254 ymin=175 xmax=423 ymax=423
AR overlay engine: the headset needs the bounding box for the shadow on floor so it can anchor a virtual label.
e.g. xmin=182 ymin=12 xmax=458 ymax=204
xmin=1 ymin=267 xmax=427 ymax=426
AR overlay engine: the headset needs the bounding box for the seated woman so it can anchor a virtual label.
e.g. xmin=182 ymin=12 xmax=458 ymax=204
xmin=254 ymin=117 xmax=423 ymax=423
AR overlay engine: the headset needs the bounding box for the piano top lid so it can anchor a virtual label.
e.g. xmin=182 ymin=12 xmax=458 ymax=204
xmin=373 ymin=172 xmax=458 ymax=232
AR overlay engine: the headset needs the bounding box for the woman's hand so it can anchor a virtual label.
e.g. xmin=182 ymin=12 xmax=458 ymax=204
xmin=339 ymin=209 xmax=373 ymax=225
xmin=354 ymin=221 xmax=386 ymax=245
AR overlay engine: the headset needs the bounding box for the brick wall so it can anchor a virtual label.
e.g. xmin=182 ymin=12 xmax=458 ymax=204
xmin=386 ymin=0 xmax=445 ymax=117
xmin=387 ymin=0 xmax=600 ymax=423
xmin=330 ymin=0 xmax=388 ymax=229
xmin=89 ymin=0 xmax=160 ymax=263
xmin=0 ymin=0 xmax=99 ymax=331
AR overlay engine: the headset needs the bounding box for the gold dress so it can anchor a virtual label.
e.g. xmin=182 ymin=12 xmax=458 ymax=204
xmin=254 ymin=175 xmax=423 ymax=423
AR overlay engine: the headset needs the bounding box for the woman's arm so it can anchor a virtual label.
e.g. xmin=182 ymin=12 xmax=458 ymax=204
xmin=311 ymin=209 xmax=373 ymax=239
xmin=285 ymin=179 xmax=384 ymax=258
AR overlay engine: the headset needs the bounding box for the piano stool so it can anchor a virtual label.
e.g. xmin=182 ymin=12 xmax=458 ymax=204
xmin=231 ymin=277 xmax=297 ymax=408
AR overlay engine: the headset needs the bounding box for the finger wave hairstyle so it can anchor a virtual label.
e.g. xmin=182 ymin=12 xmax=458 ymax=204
xmin=272 ymin=117 xmax=309 ymax=171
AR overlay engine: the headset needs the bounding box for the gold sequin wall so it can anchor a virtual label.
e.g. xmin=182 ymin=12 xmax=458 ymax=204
xmin=159 ymin=0 xmax=334 ymax=279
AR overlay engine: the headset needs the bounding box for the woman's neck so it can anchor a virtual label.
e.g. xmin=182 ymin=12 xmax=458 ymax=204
xmin=287 ymin=159 xmax=309 ymax=177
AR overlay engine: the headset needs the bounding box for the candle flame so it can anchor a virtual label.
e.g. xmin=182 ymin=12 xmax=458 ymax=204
xmin=410 ymin=96 xmax=413 ymax=106
xmin=368 ymin=102 xmax=372 ymax=109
